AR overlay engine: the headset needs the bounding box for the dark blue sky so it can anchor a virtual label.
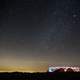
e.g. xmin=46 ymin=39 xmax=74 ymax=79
xmin=0 ymin=0 xmax=80 ymax=72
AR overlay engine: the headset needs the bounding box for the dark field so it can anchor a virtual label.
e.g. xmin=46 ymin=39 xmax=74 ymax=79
xmin=0 ymin=72 xmax=80 ymax=80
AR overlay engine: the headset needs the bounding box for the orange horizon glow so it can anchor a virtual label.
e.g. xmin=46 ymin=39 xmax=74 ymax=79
xmin=0 ymin=66 xmax=48 ymax=72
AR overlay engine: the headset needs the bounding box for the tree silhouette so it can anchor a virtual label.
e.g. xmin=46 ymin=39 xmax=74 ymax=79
xmin=66 ymin=68 xmax=74 ymax=72
xmin=54 ymin=68 xmax=65 ymax=72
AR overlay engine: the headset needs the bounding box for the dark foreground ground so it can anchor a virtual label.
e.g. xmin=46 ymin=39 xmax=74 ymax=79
xmin=0 ymin=72 xmax=80 ymax=80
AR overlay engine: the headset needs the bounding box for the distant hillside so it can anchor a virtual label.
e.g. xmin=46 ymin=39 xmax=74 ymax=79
xmin=0 ymin=72 xmax=80 ymax=80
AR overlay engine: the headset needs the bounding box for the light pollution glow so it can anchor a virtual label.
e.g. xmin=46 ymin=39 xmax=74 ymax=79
xmin=0 ymin=56 xmax=49 ymax=72
xmin=0 ymin=53 xmax=79 ymax=72
xmin=0 ymin=66 xmax=48 ymax=72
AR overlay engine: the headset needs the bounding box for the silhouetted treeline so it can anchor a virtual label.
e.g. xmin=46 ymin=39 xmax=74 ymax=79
xmin=0 ymin=72 xmax=80 ymax=80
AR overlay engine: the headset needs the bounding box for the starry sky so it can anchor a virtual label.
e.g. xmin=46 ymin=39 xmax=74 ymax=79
xmin=0 ymin=0 xmax=80 ymax=72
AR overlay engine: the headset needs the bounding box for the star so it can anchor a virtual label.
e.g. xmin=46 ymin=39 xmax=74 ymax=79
xmin=72 ymin=14 xmax=77 ymax=18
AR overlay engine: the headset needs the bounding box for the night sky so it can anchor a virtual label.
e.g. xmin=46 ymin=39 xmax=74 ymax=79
xmin=0 ymin=0 xmax=80 ymax=72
